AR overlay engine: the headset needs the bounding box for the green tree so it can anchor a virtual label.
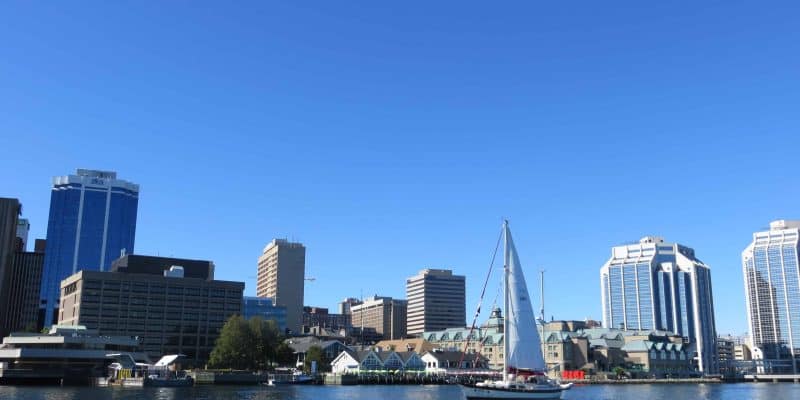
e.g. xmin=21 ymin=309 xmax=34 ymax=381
xmin=613 ymin=366 xmax=626 ymax=379
xmin=275 ymin=342 xmax=296 ymax=367
xmin=208 ymin=315 xmax=252 ymax=369
xmin=303 ymin=345 xmax=329 ymax=374
xmin=208 ymin=315 xmax=288 ymax=370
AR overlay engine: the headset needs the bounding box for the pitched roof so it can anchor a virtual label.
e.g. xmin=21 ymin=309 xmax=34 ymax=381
xmin=423 ymin=351 xmax=488 ymax=363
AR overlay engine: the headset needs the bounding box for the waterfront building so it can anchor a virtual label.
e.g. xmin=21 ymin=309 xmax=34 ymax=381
xmin=40 ymin=169 xmax=139 ymax=328
xmin=6 ymin=241 xmax=45 ymax=332
xmin=735 ymin=343 xmax=752 ymax=361
xmin=0 ymin=198 xmax=22 ymax=337
xmin=406 ymin=268 xmax=466 ymax=336
xmin=57 ymin=257 xmax=244 ymax=366
xmin=285 ymin=336 xmax=349 ymax=368
xmin=350 ymin=295 xmax=407 ymax=341
xmin=15 ymin=218 xmax=29 ymax=252
xmin=330 ymin=348 xmax=425 ymax=374
xmin=302 ymin=306 xmax=350 ymax=333
xmin=242 ymin=296 xmax=287 ymax=332
xmin=0 ymin=325 xmax=149 ymax=385
xmin=423 ymin=307 xmax=505 ymax=370
xmin=600 ymin=236 xmax=718 ymax=373
xmin=256 ymin=239 xmax=305 ymax=334
xmin=421 ymin=350 xmax=489 ymax=372
xmin=742 ymin=220 xmax=800 ymax=373
xmin=374 ymin=338 xmax=435 ymax=354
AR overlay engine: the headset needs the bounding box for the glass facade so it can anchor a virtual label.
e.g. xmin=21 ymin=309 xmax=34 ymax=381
xmin=601 ymin=237 xmax=718 ymax=373
xmin=242 ymin=296 xmax=288 ymax=333
xmin=40 ymin=170 xmax=138 ymax=328
xmin=742 ymin=223 xmax=800 ymax=372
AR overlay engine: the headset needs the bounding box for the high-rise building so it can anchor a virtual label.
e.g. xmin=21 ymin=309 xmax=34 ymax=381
xmin=600 ymin=236 xmax=718 ymax=373
xmin=256 ymin=239 xmax=305 ymax=334
xmin=58 ymin=256 xmax=244 ymax=366
xmin=742 ymin=220 xmax=800 ymax=373
xmin=339 ymin=297 xmax=362 ymax=315
xmin=40 ymin=169 xmax=139 ymax=327
xmin=16 ymin=218 xmax=29 ymax=252
xmin=350 ymin=295 xmax=407 ymax=341
xmin=406 ymin=269 xmax=466 ymax=336
xmin=7 ymin=239 xmax=45 ymax=332
xmin=0 ymin=198 xmax=22 ymax=337
xmin=302 ymin=306 xmax=350 ymax=333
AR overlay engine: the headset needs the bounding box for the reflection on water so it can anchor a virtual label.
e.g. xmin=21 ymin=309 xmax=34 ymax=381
xmin=0 ymin=383 xmax=798 ymax=400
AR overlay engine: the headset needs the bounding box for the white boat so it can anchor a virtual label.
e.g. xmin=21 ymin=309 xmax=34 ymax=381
xmin=462 ymin=221 xmax=572 ymax=400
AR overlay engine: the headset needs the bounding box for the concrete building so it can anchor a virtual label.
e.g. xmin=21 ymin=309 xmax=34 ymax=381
xmin=111 ymin=254 xmax=214 ymax=280
xmin=257 ymin=239 xmax=305 ymax=334
xmin=338 ymin=297 xmax=362 ymax=315
xmin=57 ymin=257 xmax=244 ymax=366
xmin=406 ymin=269 xmax=466 ymax=336
xmin=302 ymin=306 xmax=350 ymax=333
xmin=15 ymin=218 xmax=29 ymax=252
xmin=600 ymin=236 xmax=718 ymax=373
xmin=0 ymin=198 xmax=22 ymax=337
xmin=40 ymin=169 xmax=139 ymax=327
xmin=350 ymin=295 xmax=407 ymax=341
xmin=6 ymin=240 xmax=45 ymax=332
xmin=242 ymin=296 xmax=287 ymax=333
xmin=742 ymin=220 xmax=800 ymax=373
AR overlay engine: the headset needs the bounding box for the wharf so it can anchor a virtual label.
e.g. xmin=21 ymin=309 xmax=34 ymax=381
xmin=562 ymin=378 xmax=723 ymax=384
xmin=744 ymin=374 xmax=800 ymax=383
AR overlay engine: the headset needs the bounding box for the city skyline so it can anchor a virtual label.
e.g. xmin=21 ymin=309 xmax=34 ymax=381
xmin=3 ymin=2 xmax=800 ymax=336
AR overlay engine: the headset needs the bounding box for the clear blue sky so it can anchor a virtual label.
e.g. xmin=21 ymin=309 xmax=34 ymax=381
xmin=2 ymin=1 xmax=798 ymax=336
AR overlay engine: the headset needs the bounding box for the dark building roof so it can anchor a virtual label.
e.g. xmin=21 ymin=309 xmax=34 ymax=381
xmin=110 ymin=254 xmax=214 ymax=280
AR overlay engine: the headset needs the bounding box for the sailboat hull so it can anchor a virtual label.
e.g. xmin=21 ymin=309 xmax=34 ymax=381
xmin=461 ymin=385 xmax=566 ymax=400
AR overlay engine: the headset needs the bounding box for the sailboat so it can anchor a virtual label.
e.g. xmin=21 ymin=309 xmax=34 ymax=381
xmin=462 ymin=221 xmax=572 ymax=400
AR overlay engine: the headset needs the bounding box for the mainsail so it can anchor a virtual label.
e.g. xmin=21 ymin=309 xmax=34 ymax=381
xmin=504 ymin=223 xmax=546 ymax=372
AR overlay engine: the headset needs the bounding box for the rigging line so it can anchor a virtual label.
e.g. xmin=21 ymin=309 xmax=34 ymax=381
xmin=460 ymin=225 xmax=504 ymax=364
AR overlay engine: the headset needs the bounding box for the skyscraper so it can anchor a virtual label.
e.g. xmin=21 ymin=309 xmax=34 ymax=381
xmin=742 ymin=220 xmax=800 ymax=373
xmin=600 ymin=236 xmax=718 ymax=373
xmin=256 ymin=239 xmax=305 ymax=334
xmin=39 ymin=169 xmax=139 ymax=327
xmin=406 ymin=268 xmax=466 ymax=336
xmin=0 ymin=198 xmax=22 ymax=337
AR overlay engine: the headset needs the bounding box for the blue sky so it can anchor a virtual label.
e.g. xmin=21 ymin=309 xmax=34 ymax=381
xmin=1 ymin=1 xmax=798 ymax=335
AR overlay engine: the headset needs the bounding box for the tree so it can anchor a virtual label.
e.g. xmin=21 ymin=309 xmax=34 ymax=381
xmin=303 ymin=345 xmax=329 ymax=374
xmin=208 ymin=315 xmax=287 ymax=370
xmin=275 ymin=342 xmax=295 ymax=367
xmin=208 ymin=315 xmax=252 ymax=369
xmin=613 ymin=366 xmax=626 ymax=379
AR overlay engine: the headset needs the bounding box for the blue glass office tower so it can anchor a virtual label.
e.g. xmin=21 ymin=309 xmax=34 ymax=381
xmin=600 ymin=236 xmax=718 ymax=373
xmin=743 ymin=220 xmax=800 ymax=374
xmin=40 ymin=169 xmax=139 ymax=327
xmin=243 ymin=296 xmax=288 ymax=333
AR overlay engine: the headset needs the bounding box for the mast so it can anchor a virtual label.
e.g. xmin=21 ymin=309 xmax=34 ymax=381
xmin=503 ymin=220 xmax=510 ymax=382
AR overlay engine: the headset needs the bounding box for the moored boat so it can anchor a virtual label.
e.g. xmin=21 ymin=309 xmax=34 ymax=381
xmin=461 ymin=222 xmax=571 ymax=400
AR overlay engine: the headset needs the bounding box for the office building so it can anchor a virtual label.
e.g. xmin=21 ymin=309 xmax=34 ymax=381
xmin=58 ymin=256 xmax=244 ymax=366
xmin=600 ymin=236 xmax=718 ymax=373
xmin=111 ymin=254 xmax=214 ymax=280
xmin=350 ymin=295 xmax=407 ymax=340
xmin=742 ymin=220 xmax=800 ymax=373
xmin=339 ymin=297 xmax=362 ymax=315
xmin=406 ymin=269 xmax=466 ymax=336
xmin=256 ymin=239 xmax=305 ymax=333
xmin=242 ymin=296 xmax=287 ymax=333
xmin=16 ymin=218 xmax=29 ymax=252
xmin=40 ymin=169 xmax=139 ymax=327
xmin=6 ymin=240 xmax=45 ymax=332
xmin=0 ymin=198 xmax=22 ymax=337
xmin=302 ymin=306 xmax=350 ymax=332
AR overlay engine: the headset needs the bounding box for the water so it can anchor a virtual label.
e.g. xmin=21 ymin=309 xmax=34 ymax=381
xmin=0 ymin=383 xmax=798 ymax=400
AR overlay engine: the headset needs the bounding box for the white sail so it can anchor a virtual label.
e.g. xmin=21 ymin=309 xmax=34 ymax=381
xmin=504 ymin=224 xmax=546 ymax=372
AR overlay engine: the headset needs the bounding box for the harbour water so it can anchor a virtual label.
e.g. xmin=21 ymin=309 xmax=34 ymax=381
xmin=1 ymin=384 xmax=799 ymax=400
